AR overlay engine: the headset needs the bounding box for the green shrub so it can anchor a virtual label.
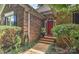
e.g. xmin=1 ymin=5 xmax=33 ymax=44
xmin=41 ymin=28 xmax=46 ymax=33
xmin=52 ymin=24 xmax=79 ymax=37
xmin=40 ymin=27 xmax=46 ymax=37
xmin=0 ymin=25 xmax=21 ymax=53
xmin=70 ymin=30 xmax=79 ymax=48
xmin=52 ymin=24 xmax=79 ymax=49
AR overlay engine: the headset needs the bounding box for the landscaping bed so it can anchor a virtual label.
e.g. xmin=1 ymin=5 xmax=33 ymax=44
xmin=0 ymin=25 xmax=39 ymax=54
xmin=46 ymin=24 xmax=79 ymax=54
xmin=0 ymin=25 xmax=22 ymax=53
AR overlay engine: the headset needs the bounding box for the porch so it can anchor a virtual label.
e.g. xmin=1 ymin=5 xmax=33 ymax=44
xmin=41 ymin=17 xmax=56 ymax=37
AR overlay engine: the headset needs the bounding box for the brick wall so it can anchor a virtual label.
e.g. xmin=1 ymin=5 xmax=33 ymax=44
xmin=0 ymin=4 xmax=25 ymax=44
xmin=1 ymin=4 xmax=43 ymax=43
xmin=1 ymin=4 xmax=24 ymax=27
xmin=29 ymin=14 xmax=41 ymax=42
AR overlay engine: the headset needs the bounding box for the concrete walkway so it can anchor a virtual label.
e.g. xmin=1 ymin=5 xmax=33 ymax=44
xmin=23 ymin=43 xmax=49 ymax=54
xmin=23 ymin=36 xmax=55 ymax=54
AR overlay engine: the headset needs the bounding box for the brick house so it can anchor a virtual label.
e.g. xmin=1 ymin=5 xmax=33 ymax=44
xmin=0 ymin=4 xmax=45 ymax=43
xmin=0 ymin=4 xmax=79 ymax=44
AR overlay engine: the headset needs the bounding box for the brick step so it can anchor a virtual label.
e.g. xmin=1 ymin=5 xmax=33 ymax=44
xmin=39 ymin=40 xmax=53 ymax=43
xmin=39 ymin=38 xmax=54 ymax=44
xmin=39 ymin=41 xmax=53 ymax=44
xmin=40 ymin=39 xmax=54 ymax=42
xmin=39 ymin=36 xmax=56 ymax=44
xmin=44 ymin=37 xmax=53 ymax=39
xmin=44 ymin=36 xmax=56 ymax=39
xmin=40 ymin=38 xmax=53 ymax=40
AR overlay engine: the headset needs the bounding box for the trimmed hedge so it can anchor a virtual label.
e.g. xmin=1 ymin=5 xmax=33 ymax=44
xmin=0 ymin=25 xmax=21 ymax=53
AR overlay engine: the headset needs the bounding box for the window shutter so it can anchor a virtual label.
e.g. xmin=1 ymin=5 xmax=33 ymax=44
xmin=14 ymin=15 xmax=17 ymax=26
xmin=3 ymin=17 xmax=6 ymax=25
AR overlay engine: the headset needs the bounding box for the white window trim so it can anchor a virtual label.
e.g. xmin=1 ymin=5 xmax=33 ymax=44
xmin=4 ymin=11 xmax=15 ymax=26
xmin=5 ymin=11 xmax=14 ymax=17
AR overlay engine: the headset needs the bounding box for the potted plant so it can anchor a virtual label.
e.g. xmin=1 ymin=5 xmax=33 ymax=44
xmin=40 ymin=27 xmax=46 ymax=37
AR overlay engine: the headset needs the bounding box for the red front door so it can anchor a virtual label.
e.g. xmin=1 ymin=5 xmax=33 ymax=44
xmin=46 ymin=20 xmax=53 ymax=35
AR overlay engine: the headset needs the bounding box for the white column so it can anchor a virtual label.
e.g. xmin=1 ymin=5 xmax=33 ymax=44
xmin=28 ymin=12 xmax=31 ymax=42
xmin=45 ymin=19 xmax=48 ymax=35
xmin=53 ymin=20 xmax=56 ymax=26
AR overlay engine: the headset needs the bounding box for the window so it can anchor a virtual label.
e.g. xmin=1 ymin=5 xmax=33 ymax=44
xmin=4 ymin=11 xmax=17 ymax=26
xmin=73 ymin=12 xmax=79 ymax=24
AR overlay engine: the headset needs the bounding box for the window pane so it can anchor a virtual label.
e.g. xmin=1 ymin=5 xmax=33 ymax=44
xmin=5 ymin=15 xmax=17 ymax=26
xmin=11 ymin=15 xmax=15 ymax=25
xmin=14 ymin=15 xmax=17 ymax=25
